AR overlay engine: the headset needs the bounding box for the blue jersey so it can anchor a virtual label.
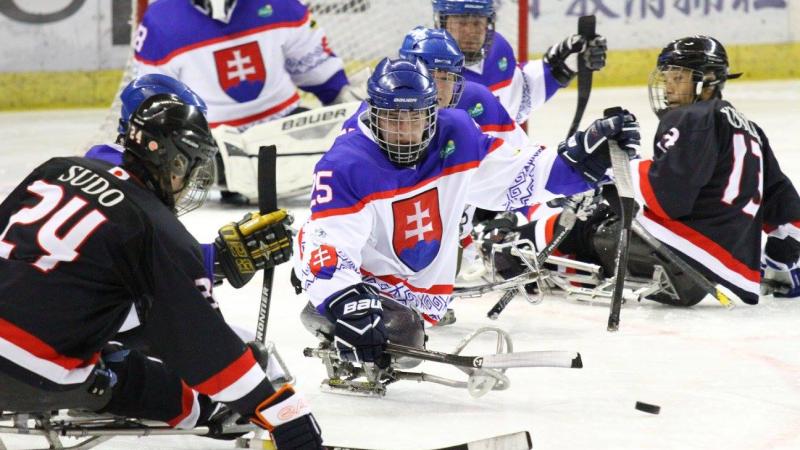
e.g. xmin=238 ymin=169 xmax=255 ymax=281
xmin=294 ymin=108 xmax=591 ymax=322
xmin=342 ymin=80 xmax=527 ymax=148
xmin=134 ymin=0 xmax=347 ymax=129
xmin=464 ymin=32 xmax=562 ymax=123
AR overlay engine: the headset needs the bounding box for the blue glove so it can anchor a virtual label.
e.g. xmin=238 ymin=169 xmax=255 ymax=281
xmin=763 ymin=235 xmax=800 ymax=298
xmin=327 ymin=284 xmax=389 ymax=367
xmin=558 ymin=110 xmax=640 ymax=183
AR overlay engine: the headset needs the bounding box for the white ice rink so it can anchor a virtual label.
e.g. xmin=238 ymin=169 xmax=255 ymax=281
xmin=1 ymin=81 xmax=799 ymax=449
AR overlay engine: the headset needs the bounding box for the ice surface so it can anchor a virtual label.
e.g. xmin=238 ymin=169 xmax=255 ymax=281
xmin=0 ymin=81 xmax=799 ymax=449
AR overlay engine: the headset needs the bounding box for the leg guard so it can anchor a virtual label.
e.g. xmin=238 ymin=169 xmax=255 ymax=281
xmin=99 ymin=346 xmax=213 ymax=429
xmin=592 ymin=217 xmax=706 ymax=307
xmin=0 ymin=370 xmax=111 ymax=413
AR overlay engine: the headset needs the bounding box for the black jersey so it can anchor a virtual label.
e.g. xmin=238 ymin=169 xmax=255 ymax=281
xmin=0 ymin=157 xmax=273 ymax=411
xmin=631 ymin=99 xmax=800 ymax=304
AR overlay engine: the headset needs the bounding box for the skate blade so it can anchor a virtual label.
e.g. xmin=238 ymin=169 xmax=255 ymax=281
xmin=320 ymin=378 xmax=386 ymax=398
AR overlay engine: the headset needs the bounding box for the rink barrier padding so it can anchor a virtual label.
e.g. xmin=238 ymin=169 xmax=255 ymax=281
xmin=1 ymin=42 xmax=799 ymax=111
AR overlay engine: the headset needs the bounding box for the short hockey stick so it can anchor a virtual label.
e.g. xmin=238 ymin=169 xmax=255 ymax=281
xmin=255 ymin=145 xmax=278 ymax=343
xmin=385 ymin=343 xmax=582 ymax=370
xmin=606 ymin=118 xmax=635 ymax=332
xmin=631 ymin=221 xmax=737 ymax=308
xmin=566 ymin=15 xmax=597 ymax=138
xmin=238 ymin=430 xmax=533 ymax=450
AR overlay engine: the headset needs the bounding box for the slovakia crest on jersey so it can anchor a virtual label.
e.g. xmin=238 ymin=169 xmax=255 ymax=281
xmin=392 ymin=189 xmax=443 ymax=271
xmin=214 ymin=42 xmax=266 ymax=103
xmin=309 ymin=245 xmax=338 ymax=280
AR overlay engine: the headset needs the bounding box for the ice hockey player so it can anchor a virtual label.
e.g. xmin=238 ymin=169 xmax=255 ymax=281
xmin=135 ymin=0 xmax=352 ymax=129
xmin=85 ymin=73 xmax=292 ymax=294
xmin=486 ymin=36 xmax=800 ymax=306
xmin=432 ymin=0 xmax=608 ymax=123
xmin=134 ymin=0 xmax=357 ymax=204
xmin=292 ymin=57 xmax=638 ymax=367
xmin=397 ymin=26 xmax=531 ymax=288
xmin=0 ymin=95 xmax=322 ymax=449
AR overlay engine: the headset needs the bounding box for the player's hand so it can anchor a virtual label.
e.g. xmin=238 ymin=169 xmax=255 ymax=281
xmin=327 ymin=284 xmax=389 ymax=367
xmin=763 ymin=236 xmax=800 ymax=298
xmin=251 ymin=385 xmax=323 ymax=449
xmin=544 ymin=34 xmax=607 ymax=86
xmin=214 ymin=210 xmax=293 ymax=289
xmin=558 ymin=109 xmax=639 ymax=183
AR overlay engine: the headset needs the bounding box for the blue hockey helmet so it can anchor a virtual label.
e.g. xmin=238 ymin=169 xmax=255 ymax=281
xmin=399 ymin=27 xmax=465 ymax=108
xmin=367 ymin=57 xmax=438 ymax=166
xmin=432 ymin=0 xmax=496 ymax=65
xmin=119 ymin=74 xmax=207 ymax=134
xmin=190 ymin=0 xmax=238 ymax=23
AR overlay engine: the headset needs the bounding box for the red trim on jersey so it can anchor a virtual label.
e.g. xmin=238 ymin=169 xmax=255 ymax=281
xmin=488 ymin=138 xmax=504 ymax=153
xmin=0 ymin=318 xmax=99 ymax=370
xmin=460 ymin=234 xmax=474 ymax=248
xmin=361 ymin=269 xmax=454 ymax=295
xmin=209 ymin=92 xmax=301 ymax=128
xmin=311 ymin=138 xmax=503 ymax=220
xmin=644 ymin=209 xmax=760 ymax=282
xmin=311 ymin=161 xmax=478 ymax=220
xmin=526 ymin=203 xmax=541 ymax=221
xmin=638 ymin=160 xmax=670 ymax=219
xmin=763 ymin=224 xmax=777 ymax=233
xmin=544 ymin=214 xmax=564 ymax=257
xmin=488 ymin=78 xmax=513 ymax=92
xmin=191 ymin=348 xmax=258 ymax=396
xmin=481 ymin=123 xmax=516 ymax=133
xmin=135 ymin=12 xmax=311 ymax=66
xmin=167 ymin=381 xmax=195 ymax=427
xmin=421 ymin=314 xmax=439 ymax=325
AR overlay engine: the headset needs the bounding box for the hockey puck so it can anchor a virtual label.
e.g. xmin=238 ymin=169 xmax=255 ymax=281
xmin=635 ymin=401 xmax=660 ymax=415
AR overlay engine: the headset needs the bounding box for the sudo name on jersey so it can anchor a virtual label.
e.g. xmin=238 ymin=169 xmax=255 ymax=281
xmin=56 ymin=165 xmax=126 ymax=207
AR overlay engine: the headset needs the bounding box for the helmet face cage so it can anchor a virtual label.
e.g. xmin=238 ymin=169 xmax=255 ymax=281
xmin=431 ymin=69 xmax=464 ymax=108
xmin=648 ymin=65 xmax=705 ymax=116
xmin=167 ymin=129 xmax=217 ymax=216
xmin=190 ymin=0 xmax=238 ymax=23
xmin=435 ymin=13 xmax=495 ymax=66
xmin=368 ymin=105 xmax=438 ymax=166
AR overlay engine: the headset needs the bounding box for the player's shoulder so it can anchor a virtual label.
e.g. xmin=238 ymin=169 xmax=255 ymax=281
xmin=138 ymin=0 xmax=309 ymax=63
xmin=458 ymin=81 xmax=510 ymax=122
xmin=437 ymin=107 xmax=481 ymax=135
xmin=659 ymin=99 xmax=722 ymax=132
xmin=486 ymin=32 xmax=517 ymax=68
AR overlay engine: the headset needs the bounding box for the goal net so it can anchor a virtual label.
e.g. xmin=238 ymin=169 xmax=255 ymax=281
xmin=309 ymin=0 xmax=528 ymax=76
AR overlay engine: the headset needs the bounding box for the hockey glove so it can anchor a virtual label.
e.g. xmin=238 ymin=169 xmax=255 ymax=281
xmin=543 ymin=34 xmax=607 ymax=86
xmin=327 ymin=283 xmax=389 ymax=367
xmin=558 ymin=109 xmax=640 ymax=183
xmin=762 ymin=236 xmax=800 ymax=298
xmin=251 ymin=385 xmax=323 ymax=450
xmin=214 ymin=210 xmax=293 ymax=289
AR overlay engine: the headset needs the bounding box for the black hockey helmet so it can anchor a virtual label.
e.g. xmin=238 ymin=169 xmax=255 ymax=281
xmin=648 ymin=35 xmax=742 ymax=116
xmin=123 ymin=93 xmax=218 ymax=215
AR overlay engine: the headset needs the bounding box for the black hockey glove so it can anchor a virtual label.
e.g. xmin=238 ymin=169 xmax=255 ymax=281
xmin=251 ymin=385 xmax=323 ymax=450
xmin=214 ymin=210 xmax=293 ymax=289
xmin=543 ymin=34 xmax=607 ymax=86
xmin=327 ymin=283 xmax=389 ymax=368
xmin=558 ymin=109 xmax=640 ymax=183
